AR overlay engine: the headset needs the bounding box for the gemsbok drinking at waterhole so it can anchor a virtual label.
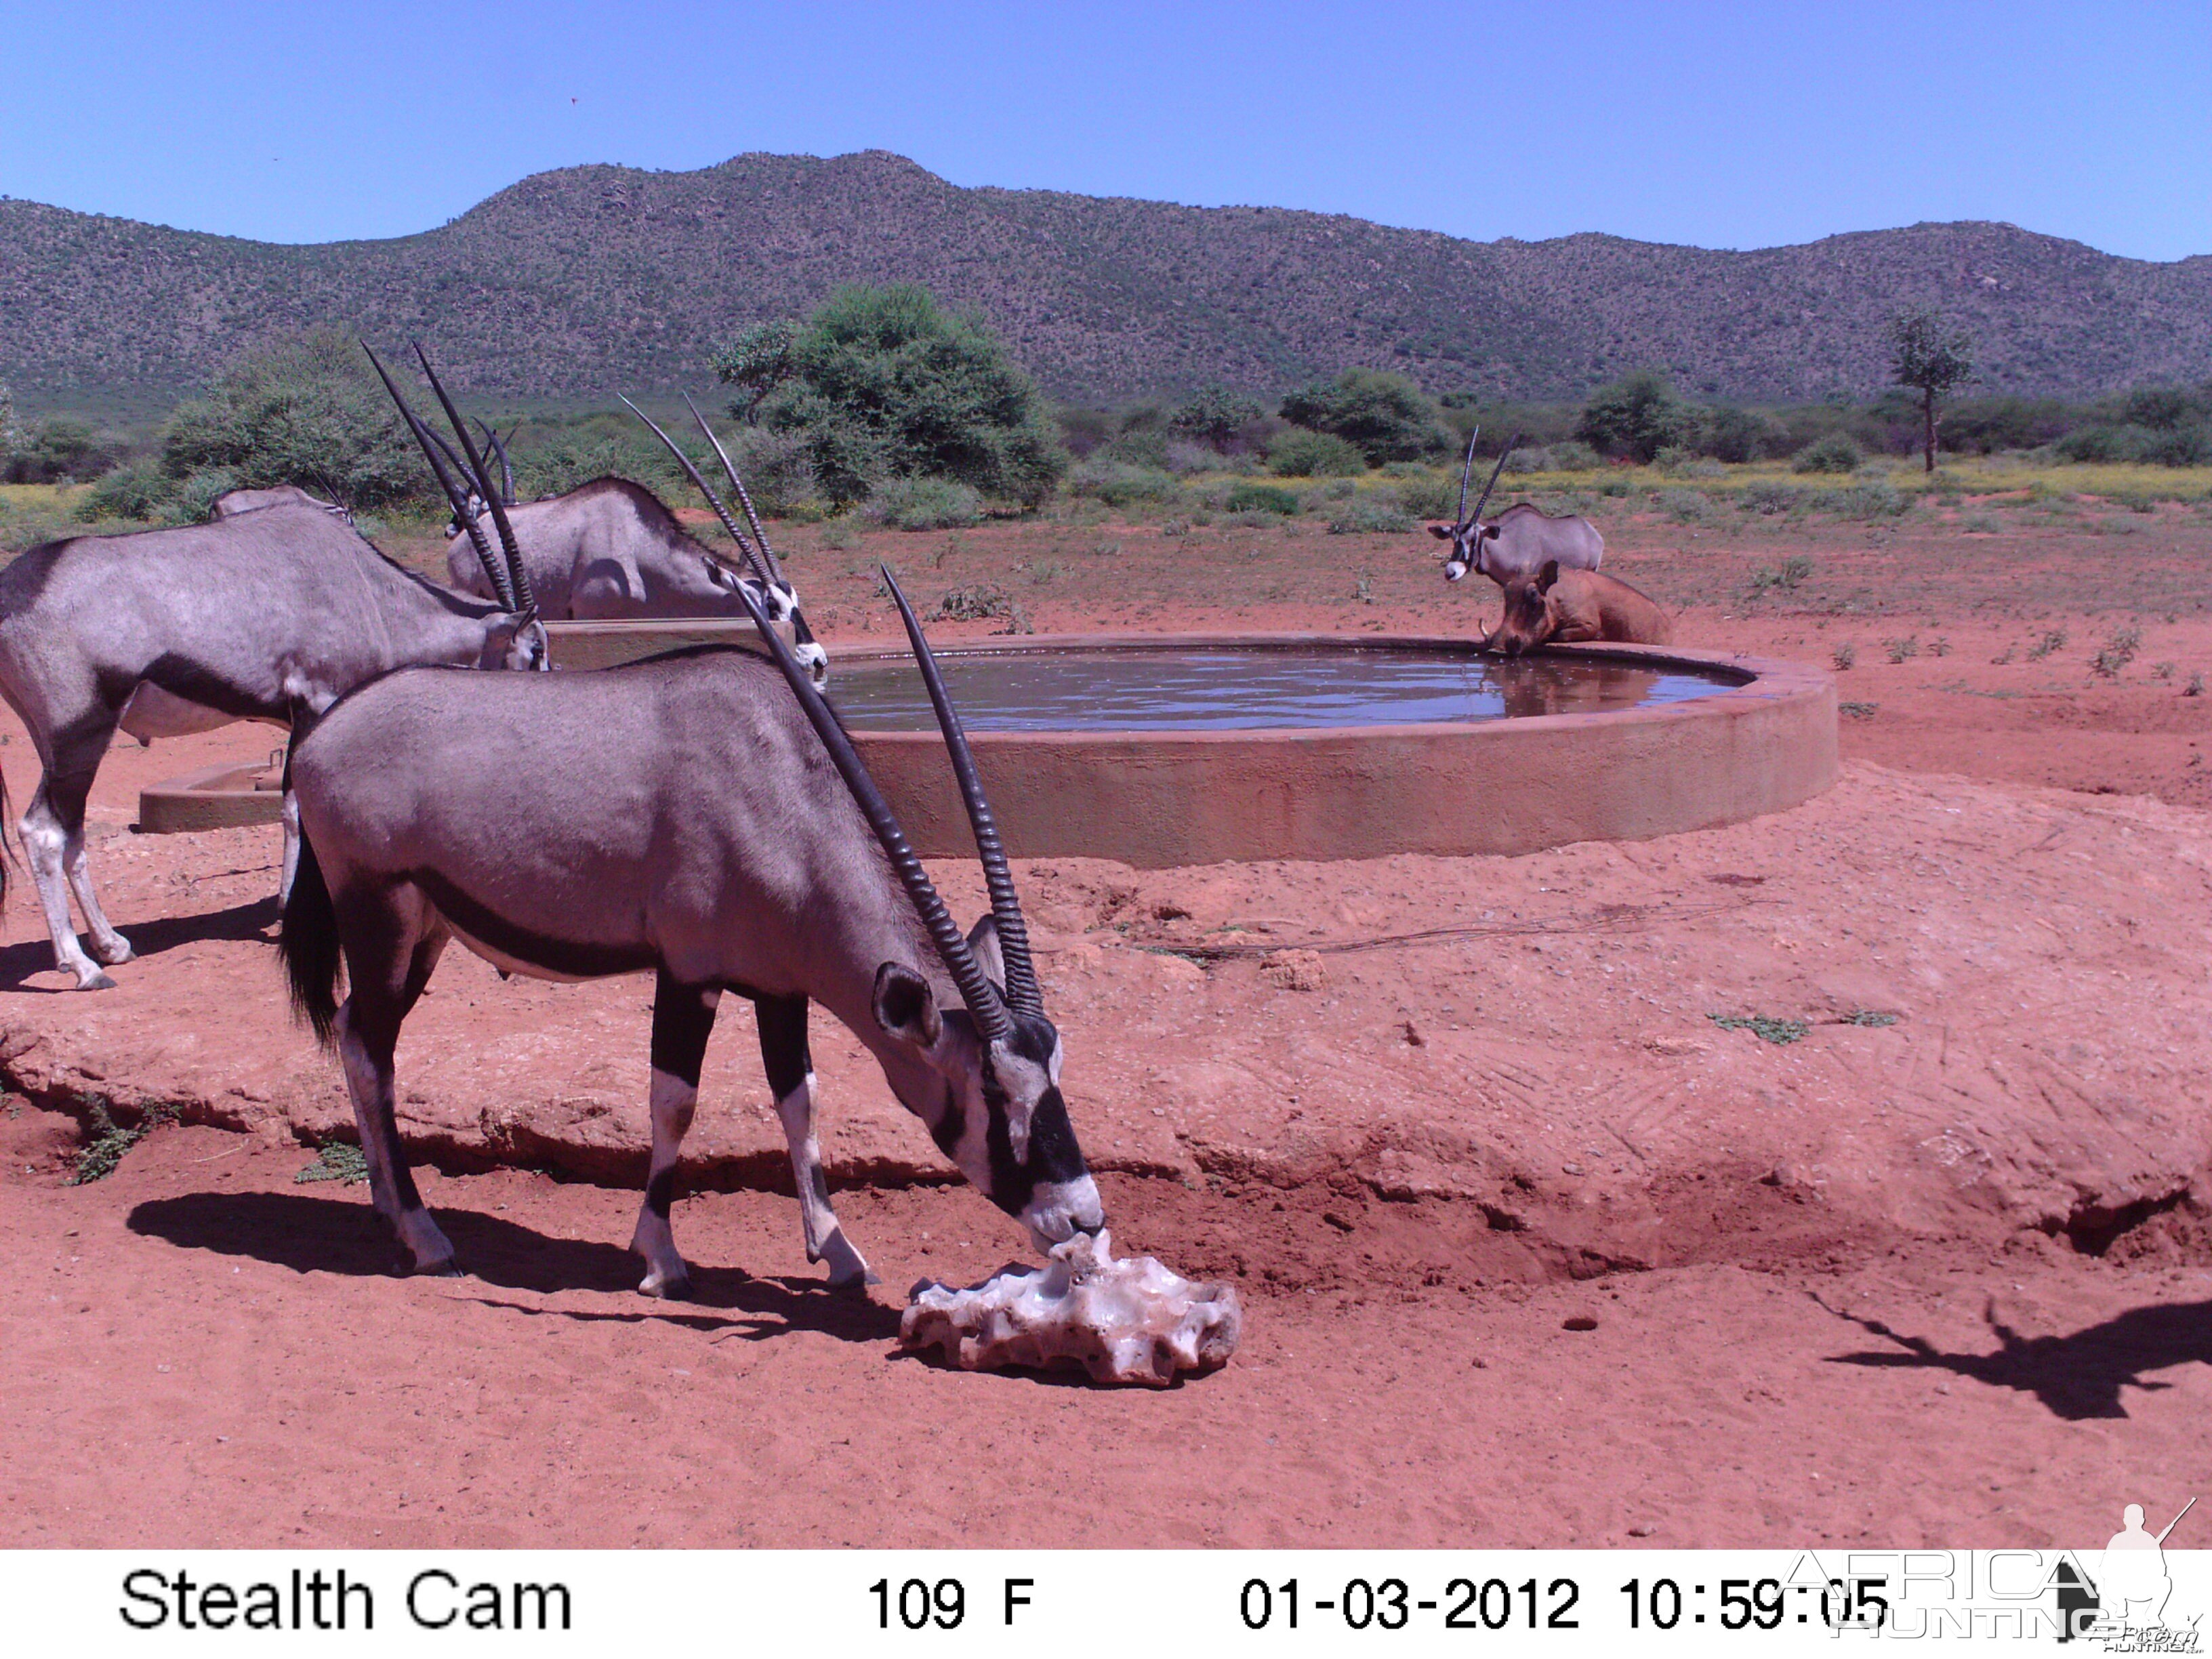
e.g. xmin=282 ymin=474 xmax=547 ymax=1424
xmin=436 ymin=394 xmax=828 ymax=685
xmin=0 ymin=346 xmax=546 ymax=990
xmin=279 ymin=565 xmax=1103 ymax=1293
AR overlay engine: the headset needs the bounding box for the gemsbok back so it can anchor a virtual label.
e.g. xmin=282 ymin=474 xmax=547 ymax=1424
xmin=279 ymin=565 xmax=1103 ymax=1293
xmin=0 ymin=347 xmax=544 ymax=990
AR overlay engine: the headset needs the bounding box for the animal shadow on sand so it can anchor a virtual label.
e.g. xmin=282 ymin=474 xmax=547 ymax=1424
xmin=1819 ymin=1294 xmax=2212 ymax=1420
xmin=127 ymin=1189 xmax=899 ymax=1345
xmin=0 ymin=893 xmax=278 ymax=992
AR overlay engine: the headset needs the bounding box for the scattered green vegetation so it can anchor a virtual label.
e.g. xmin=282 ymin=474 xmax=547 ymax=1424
xmin=1709 ymin=1014 xmax=1809 ymax=1046
xmin=2026 ymin=628 xmax=2069 ymax=661
xmin=1839 ymin=700 xmax=1879 ymax=719
xmin=1887 ymin=636 xmax=1920 ymax=664
xmin=1841 ymin=1010 xmax=1899 ymax=1028
xmin=70 ymin=1100 xmax=176 ymax=1185
xmin=1744 ymin=555 xmax=1814 ymax=597
xmin=294 ymin=1141 xmax=370 ymax=1185
xmin=1832 ymin=643 xmax=1857 ymax=671
xmin=2091 ymin=625 xmax=2144 ymax=678
xmin=1326 ymin=495 xmax=1414 ymax=535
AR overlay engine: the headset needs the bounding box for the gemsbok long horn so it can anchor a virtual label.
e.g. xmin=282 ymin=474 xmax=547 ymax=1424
xmin=476 ymin=419 xmax=516 ymax=506
xmin=411 ymin=344 xmax=537 ymax=619
xmin=684 ymin=393 xmax=787 ymax=588
xmin=729 ymin=579 xmax=1012 ymax=1040
xmin=619 ymin=396 xmax=777 ymax=590
xmin=365 ymin=344 xmax=517 ymax=613
xmin=1455 ymin=424 xmax=1481 ymax=525
xmin=881 ymin=566 xmax=1042 ymax=1017
xmin=1467 ymin=430 xmax=1522 ymax=529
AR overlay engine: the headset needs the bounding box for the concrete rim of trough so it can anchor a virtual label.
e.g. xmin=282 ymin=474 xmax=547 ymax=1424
xmin=136 ymin=630 xmax=1837 ymax=864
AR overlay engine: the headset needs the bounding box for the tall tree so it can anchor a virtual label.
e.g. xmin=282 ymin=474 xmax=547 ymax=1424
xmin=1889 ymin=308 xmax=1974 ymax=473
xmin=710 ymin=319 xmax=797 ymax=424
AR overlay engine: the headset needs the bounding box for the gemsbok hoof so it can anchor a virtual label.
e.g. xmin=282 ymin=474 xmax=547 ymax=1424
xmin=75 ymin=969 xmax=119 ymax=992
xmin=638 ymin=1268 xmax=693 ymax=1300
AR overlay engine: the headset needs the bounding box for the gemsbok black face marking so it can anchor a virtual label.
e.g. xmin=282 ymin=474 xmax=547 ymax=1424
xmin=0 ymin=350 xmax=544 ymax=991
xmin=279 ymin=556 xmax=1103 ymax=1293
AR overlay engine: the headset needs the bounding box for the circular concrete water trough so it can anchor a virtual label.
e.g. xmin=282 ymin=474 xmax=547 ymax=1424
xmin=138 ymin=628 xmax=1837 ymax=865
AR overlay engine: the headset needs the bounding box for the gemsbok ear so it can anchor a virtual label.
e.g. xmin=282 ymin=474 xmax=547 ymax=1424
xmin=966 ymin=914 xmax=1008 ymax=994
xmin=1538 ymin=558 xmax=1561 ymax=592
xmin=1427 ymin=523 xmax=1456 ymax=539
xmin=872 ymin=962 xmax=943 ymax=1048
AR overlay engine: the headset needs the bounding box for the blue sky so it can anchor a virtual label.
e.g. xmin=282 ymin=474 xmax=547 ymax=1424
xmin=4 ymin=1 xmax=2206 ymax=260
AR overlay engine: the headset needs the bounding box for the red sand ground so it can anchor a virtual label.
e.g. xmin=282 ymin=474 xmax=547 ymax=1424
xmin=3 ymin=504 xmax=2210 ymax=1549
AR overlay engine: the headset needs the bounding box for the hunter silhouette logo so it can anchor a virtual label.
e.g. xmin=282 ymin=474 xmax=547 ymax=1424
xmin=2060 ymin=1497 xmax=2199 ymax=1647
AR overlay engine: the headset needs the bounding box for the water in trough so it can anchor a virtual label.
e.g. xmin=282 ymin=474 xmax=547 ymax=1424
xmin=826 ymin=644 xmax=1740 ymax=732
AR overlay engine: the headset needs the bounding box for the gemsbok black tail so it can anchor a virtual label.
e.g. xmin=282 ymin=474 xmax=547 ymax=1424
xmin=280 ymin=827 xmax=342 ymax=1045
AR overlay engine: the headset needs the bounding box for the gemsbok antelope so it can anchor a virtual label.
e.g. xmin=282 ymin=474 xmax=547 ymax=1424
xmin=279 ymin=565 xmax=1103 ymax=1293
xmin=1430 ymin=430 xmax=1606 ymax=617
xmin=437 ymin=395 xmax=827 ymax=684
xmin=0 ymin=348 xmax=544 ymax=991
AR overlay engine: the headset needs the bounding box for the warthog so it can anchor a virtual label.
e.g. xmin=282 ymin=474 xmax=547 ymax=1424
xmin=1485 ymin=560 xmax=1672 ymax=657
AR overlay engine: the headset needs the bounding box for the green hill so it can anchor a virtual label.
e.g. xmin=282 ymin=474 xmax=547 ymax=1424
xmin=3 ymin=149 xmax=2207 ymax=406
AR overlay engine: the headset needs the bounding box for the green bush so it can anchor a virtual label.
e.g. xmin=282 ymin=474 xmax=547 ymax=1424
xmin=1170 ymin=385 xmax=1263 ymax=448
xmin=1546 ymin=439 xmax=1602 ymax=470
xmin=1069 ymin=459 xmax=1179 ymax=508
xmin=720 ymin=426 xmax=821 ymax=517
xmin=1389 ymin=472 xmax=1457 ymax=520
xmin=1578 ymin=370 xmax=1698 ymax=463
xmin=1823 ymin=478 xmax=1906 ymax=518
xmin=80 ymin=459 xmax=175 ymax=521
xmin=1101 ymin=427 xmax=1172 ymax=469
xmin=160 ymin=327 xmax=417 ymax=506
xmin=1792 ymin=432 xmax=1864 ymax=474
xmin=1738 ymin=479 xmax=1803 ymax=516
xmin=1656 ymin=487 xmax=1711 ymax=524
xmin=1278 ymin=369 xmax=1450 ymax=464
xmin=2055 ymin=422 xmax=2212 ymax=466
xmin=170 ymin=467 xmax=243 ymax=524
xmin=1700 ymin=406 xmax=1790 ymax=464
xmin=758 ymin=283 xmax=1068 ymax=508
xmin=4 ymin=416 xmax=129 ymax=485
xmin=863 ymin=475 xmax=983 ymax=530
xmin=1266 ymin=427 xmax=1366 ymax=477
xmin=1225 ymin=482 xmax=1300 ymax=515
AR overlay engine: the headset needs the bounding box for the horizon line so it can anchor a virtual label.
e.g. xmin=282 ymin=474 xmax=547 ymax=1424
xmin=3 ymin=149 xmax=2203 ymax=268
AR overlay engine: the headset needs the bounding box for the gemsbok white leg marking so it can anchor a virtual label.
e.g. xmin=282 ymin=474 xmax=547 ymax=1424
xmin=279 ymin=788 xmax=302 ymax=905
xmin=22 ymin=783 xmax=112 ymax=989
xmin=776 ymin=1071 xmax=876 ymax=1287
xmin=63 ymin=821 xmax=132 ymax=967
xmin=632 ymin=1063 xmax=701 ymax=1298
